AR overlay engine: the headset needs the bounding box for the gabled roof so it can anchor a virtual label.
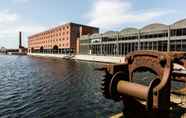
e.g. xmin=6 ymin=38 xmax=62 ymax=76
xmin=103 ymin=31 xmax=117 ymax=35
xmin=120 ymin=28 xmax=138 ymax=34
xmin=171 ymin=19 xmax=186 ymax=29
xmin=141 ymin=23 xmax=168 ymax=32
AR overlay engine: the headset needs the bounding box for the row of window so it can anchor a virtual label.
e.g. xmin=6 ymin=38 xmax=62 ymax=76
xmin=140 ymin=33 xmax=168 ymax=39
xmin=171 ymin=28 xmax=186 ymax=36
xmin=30 ymin=31 xmax=69 ymax=40
xmin=30 ymin=26 xmax=70 ymax=38
xmin=31 ymin=43 xmax=69 ymax=49
xmin=29 ymin=38 xmax=69 ymax=45
xmin=80 ymin=33 xmax=169 ymax=43
xmin=80 ymin=40 xmax=186 ymax=55
xmin=42 ymin=43 xmax=69 ymax=48
xmin=80 ymin=28 xmax=186 ymax=43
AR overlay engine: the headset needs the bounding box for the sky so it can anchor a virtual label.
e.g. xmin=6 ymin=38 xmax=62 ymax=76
xmin=0 ymin=0 xmax=186 ymax=48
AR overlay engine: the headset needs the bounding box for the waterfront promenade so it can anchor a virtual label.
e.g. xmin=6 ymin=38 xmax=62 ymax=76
xmin=28 ymin=53 xmax=126 ymax=63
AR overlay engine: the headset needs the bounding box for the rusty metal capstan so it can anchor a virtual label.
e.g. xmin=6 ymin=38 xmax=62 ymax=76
xmin=98 ymin=51 xmax=186 ymax=118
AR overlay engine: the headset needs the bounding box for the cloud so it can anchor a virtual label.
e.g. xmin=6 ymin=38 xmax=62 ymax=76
xmin=0 ymin=10 xmax=46 ymax=48
xmin=0 ymin=10 xmax=18 ymax=24
xmin=13 ymin=0 xmax=30 ymax=3
xmin=87 ymin=0 xmax=174 ymax=30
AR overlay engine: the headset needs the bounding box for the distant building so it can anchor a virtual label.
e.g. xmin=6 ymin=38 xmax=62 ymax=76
xmin=3 ymin=32 xmax=28 ymax=55
xmin=79 ymin=19 xmax=186 ymax=56
xmin=0 ymin=47 xmax=7 ymax=53
xmin=28 ymin=23 xmax=99 ymax=54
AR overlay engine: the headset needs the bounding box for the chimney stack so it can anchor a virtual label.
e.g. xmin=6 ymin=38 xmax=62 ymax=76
xmin=19 ymin=32 xmax=22 ymax=48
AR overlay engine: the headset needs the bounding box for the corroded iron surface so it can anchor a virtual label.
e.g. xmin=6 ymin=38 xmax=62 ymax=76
xmin=99 ymin=51 xmax=186 ymax=118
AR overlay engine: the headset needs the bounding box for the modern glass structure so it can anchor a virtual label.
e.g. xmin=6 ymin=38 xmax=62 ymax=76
xmin=79 ymin=19 xmax=186 ymax=56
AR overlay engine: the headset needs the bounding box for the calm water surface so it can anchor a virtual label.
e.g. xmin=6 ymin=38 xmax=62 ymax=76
xmin=0 ymin=55 xmax=122 ymax=118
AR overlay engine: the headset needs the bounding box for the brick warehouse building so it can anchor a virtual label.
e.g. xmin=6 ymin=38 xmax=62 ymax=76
xmin=28 ymin=23 xmax=99 ymax=54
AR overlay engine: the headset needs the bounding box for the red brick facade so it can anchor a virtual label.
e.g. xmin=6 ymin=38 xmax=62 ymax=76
xmin=28 ymin=23 xmax=99 ymax=54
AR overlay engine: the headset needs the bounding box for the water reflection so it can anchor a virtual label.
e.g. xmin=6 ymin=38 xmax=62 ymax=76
xmin=0 ymin=55 xmax=122 ymax=118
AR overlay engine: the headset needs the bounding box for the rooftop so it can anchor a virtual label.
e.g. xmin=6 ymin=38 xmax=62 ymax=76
xmin=29 ymin=22 xmax=99 ymax=39
xmin=80 ymin=18 xmax=186 ymax=39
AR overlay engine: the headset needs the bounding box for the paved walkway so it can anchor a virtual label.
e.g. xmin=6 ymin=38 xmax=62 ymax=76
xmin=28 ymin=53 xmax=125 ymax=63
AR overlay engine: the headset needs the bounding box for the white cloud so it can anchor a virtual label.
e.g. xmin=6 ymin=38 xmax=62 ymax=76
xmin=0 ymin=10 xmax=46 ymax=48
xmin=0 ymin=10 xmax=18 ymax=24
xmin=13 ymin=0 xmax=30 ymax=3
xmin=87 ymin=0 xmax=174 ymax=30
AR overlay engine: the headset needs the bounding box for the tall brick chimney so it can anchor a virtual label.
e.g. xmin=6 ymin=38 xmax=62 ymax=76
xmin=19 ymin=31 xmax=22 ymax=48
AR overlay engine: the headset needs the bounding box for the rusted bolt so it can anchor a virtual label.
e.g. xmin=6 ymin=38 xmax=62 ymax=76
xmin=159 ymin=56 xmax=167 ymax=67
xmin=126 ymin=56 xmax=133 ymax=64
xmin=125 ymin=56 xmax=129 ymax=63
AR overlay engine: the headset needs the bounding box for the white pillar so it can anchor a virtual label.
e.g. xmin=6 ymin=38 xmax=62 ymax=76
xmin=167 ymin=26 xmax=170 ymax=52
xmin=138 ymin=31 xmax=141 ymax=50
